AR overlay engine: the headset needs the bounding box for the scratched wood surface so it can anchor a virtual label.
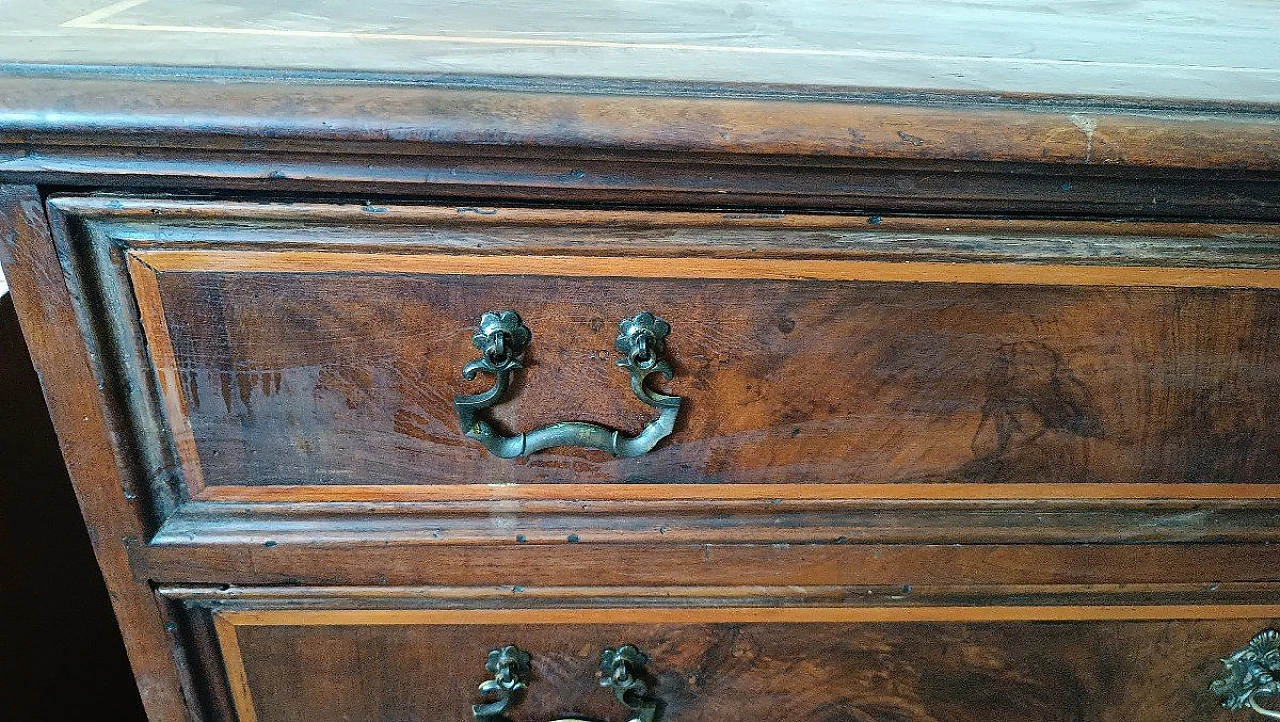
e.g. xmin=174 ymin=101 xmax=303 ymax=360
xmin=3 ymin=2 xmax=1279 ymax=715
xmin=2 ymin=0 xmax=1279 ymax=103
xmin=221 ymin=613 xmax=1272 ymax=722
xmin=138 ymin=260 xmax=1280 ymax=489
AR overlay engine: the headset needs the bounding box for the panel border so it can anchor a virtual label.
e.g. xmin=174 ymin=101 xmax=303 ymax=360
xmin=218 ymin=604 xmax=1280 ymax=626
xmin=135 ymin=248 xmax=1280 ymax=288
xmin=126 ymin=243 xmax=1280 ymax=503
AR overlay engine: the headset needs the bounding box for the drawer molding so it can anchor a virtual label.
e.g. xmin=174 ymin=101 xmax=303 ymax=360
xmin=138 ymin=543 xmax=1280 ymax=588
xmin=191 ymin=481 xmax=1280 ymax=502
xmin=213 ymin=606 xmax=1280 ymax=627
xmin=132 ymin=247 xmax=1280 ymax=289
xmin=157 ymin=582 xmax=1280 ymax=608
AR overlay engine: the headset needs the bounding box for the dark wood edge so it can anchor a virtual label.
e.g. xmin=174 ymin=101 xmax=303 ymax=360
xmin=2 ymin=71 xmax=1279 ymax=169
xmin=11 ymin=147 xmax=1280 ymax=220
xmin=50 ymin=197 xmax=1280 ymax=238
xmin=128 ymin=542 xmax=1280 ymax=587
xmin=166 ymin=600 xmax=236 ymax=722
xmin=68 ymin=199 xmax=1280 ymax=274
xmin=44 ymin=198 xmax=189 ymax=520
xmin=214 ymin=605 xmax=1280 ymax=625
xmin=0 ymin=184 xmax=192 ymax=720
xmin=193 ymin=483 xmax=1280 ymax=502
xmin=153 ymin=497 xmax=1280 ymax=546
xmin=151 ymin=582 xmax=1280 ymax=609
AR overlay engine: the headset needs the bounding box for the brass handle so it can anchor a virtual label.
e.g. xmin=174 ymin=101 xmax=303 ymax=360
xmin=472 ymin=644 xmax=662 ymax=722
xmin=601 ymin=645 xmax=661 ymax=722
xmin=1211 ymin=629 xmax=1280 ymax=719
xmin=472 ymin=646 xmax=530 ymax=722
xmin=454 ymin=311 xmax=682 ymax=458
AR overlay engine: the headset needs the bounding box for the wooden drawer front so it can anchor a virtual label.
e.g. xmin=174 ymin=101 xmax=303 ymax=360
xmin=210 ymin=605 xmax=1280 ymax=722
xmin=56 ymin=199 xmax=1280 ymax=501
xmin=135 ymin=252 xmax=1280 ymax=495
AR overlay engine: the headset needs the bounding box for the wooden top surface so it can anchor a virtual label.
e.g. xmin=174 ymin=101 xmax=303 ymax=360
xmin=2 ymin=0 xmax=1279 ymax=104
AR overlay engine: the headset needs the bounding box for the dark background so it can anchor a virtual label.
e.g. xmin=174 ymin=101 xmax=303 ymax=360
xmin=0 ymin=292 xmax=148 ymax=719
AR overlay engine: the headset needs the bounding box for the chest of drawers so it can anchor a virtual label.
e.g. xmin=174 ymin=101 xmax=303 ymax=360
xmin=5 ymin=1 xmax=1280 ymax=720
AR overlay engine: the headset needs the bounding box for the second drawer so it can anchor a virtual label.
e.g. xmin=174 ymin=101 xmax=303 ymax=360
xmin=201 ymin=602 xmax=1280 ymax=722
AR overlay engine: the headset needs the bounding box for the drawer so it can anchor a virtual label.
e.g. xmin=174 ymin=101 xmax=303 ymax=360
xmin=50 ymin=197 xmax=1280 ymax=503
xmin=191 ymin=597 xmax=1280 ymax=722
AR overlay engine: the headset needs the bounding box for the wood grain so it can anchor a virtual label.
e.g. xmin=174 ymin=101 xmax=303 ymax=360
xmin=132 ymin=250 xmax=1280 ymax=491
xmin=212 ymin=612 xmax=257 ymax=722
xmin=192 ymin=482 xmax=1280 ymax=502
xmin=127 ymin=254 xmax=207 ymax=494
xmin=5 ymin=70 xmax=1280 ymax=173
xmin=209 ymin=606 xmax=1279 ymax=722
xmin=5 ymin=0 xmax=1280 ymax=106
xmin=11 ymin=144 xmax=1280 ymax=221
xmin=154 ymin=582 xmax=1280 ymax=608
xmin=218 ymin=605 xmax=1280 ymax=626
xmin=0 ymin=185 xmax=191 ymax=720
xmin=47 ymin=198 xmax=1280 ymax=234
xmin=5 ymin=15 xmax=1280 ymax=720
xmin=132 ymin=543 xmax=1280 ymax=588
xmin=133 ymin=249 xmax=1280 ymax=288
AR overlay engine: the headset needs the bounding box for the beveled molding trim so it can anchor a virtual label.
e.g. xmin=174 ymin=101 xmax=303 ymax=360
xmin=193 ymin=482 xmax=1280 ymax=503
xmin=11 ymin=146 xmax=1280 ymax=220
xmin=134 ymin=248 xmax=1280 ymax=289
xmin=153 ymin=496 xmax=1280 ymax=546
xmin=212 ymin=605 xmax=1280 ymax=626
xmin=2 ymin=71 xmax=1279 ymax=169
xmin=48 ymin=196 xmax=1280 ymax=229
xmin=158 ymin=484 xmax=1280 ymax=548
xmin=134 ymin=541 xmax=1280 ymax=587
xmin=159 ymin=582 xmax=1280 ymax=609
xmin=6 ymin=73 xmax=1280 ymax=219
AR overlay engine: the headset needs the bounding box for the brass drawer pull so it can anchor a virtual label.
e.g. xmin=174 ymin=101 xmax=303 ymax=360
xmin=600 ymin=645 xmax=661 ymax=722
xmin=454 ymin=311 xmax=682 ymax=458
xmin=1212 ymin=629 xmax=1280 ymax=719
xmin=472 ymin=646 xmax=531 ymax=722
xmin=473 ymin=644 xmax=661 ymax=722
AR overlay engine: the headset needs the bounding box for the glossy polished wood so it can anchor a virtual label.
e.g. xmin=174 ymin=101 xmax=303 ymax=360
xmin=5 ymin=70 xmax=1280 ymax=222
xmin=209 ymin=603 xmax=1280 ymax=722
xmin=134 ymin=248 xmax=1280 ymax=287
xmin=0 ymin=186 xmax=189 ymax=720
xmin=111 ymin=212 xmax=1280 ymax=494
xmin=4 ymin=10 xmax=1280 ymax=717
xmin=134 ymin=543 xmax=1280 ymax=587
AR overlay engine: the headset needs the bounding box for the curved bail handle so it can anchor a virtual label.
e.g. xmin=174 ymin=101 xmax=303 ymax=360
xmin=1211 ymin=629 xmax=1280 ymax=719
xmin=453 ymin=311 xmax=682 ymax=458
